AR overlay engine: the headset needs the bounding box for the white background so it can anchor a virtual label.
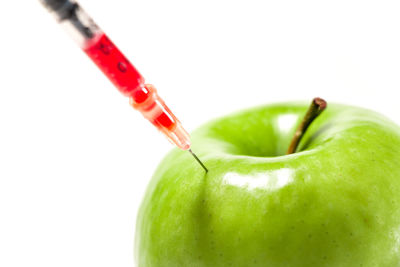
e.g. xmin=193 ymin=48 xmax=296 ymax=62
xmin=1 ymin=0 xmax=400 ymax=266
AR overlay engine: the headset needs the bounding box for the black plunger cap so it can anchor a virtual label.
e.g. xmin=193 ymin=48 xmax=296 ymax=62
xmin=41 ymin=0 xmax=69 ymax=12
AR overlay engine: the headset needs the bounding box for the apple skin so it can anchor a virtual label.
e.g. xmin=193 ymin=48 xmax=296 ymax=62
xmin=135 ymin=103 xmax=400 ymax=267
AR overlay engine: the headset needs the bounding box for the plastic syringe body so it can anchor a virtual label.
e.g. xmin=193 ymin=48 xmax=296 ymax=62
xmin=40 ymin=0 xmax=191 ymax=150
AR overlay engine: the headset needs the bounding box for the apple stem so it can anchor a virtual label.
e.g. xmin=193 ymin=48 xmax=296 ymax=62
xmin=286 ymin=98 xmax=327 ymax=155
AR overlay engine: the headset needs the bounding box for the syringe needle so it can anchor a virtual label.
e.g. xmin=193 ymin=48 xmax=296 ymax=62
xmin=41 ymin=0 xmax=206 ymax=168
xmin=188 ymin=149 xmax=208 ymax=173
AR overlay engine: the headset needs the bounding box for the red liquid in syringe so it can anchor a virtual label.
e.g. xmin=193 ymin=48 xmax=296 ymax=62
xmin=84 ymin=34 xmax=147 ymax=102
xmin=83 ymin=33 xmax=181 ymax=134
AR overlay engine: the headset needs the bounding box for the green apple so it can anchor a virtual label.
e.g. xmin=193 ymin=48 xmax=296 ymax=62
xmin=135 ymin=102 xmax=400 ymax=267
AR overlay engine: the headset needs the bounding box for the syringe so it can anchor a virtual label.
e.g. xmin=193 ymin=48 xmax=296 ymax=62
xmin=40 ymin=0 xmax=208 ymax=172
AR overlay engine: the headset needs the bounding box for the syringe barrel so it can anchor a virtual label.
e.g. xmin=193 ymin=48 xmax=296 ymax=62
xmin=41 ymin=0 xmax=145 ymax=98
xmin=40 ymin=0 xmax=191 ymax=150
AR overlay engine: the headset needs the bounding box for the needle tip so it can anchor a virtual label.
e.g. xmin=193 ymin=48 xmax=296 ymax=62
xmin=188 ymin=149 xmax=208 ymax=173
